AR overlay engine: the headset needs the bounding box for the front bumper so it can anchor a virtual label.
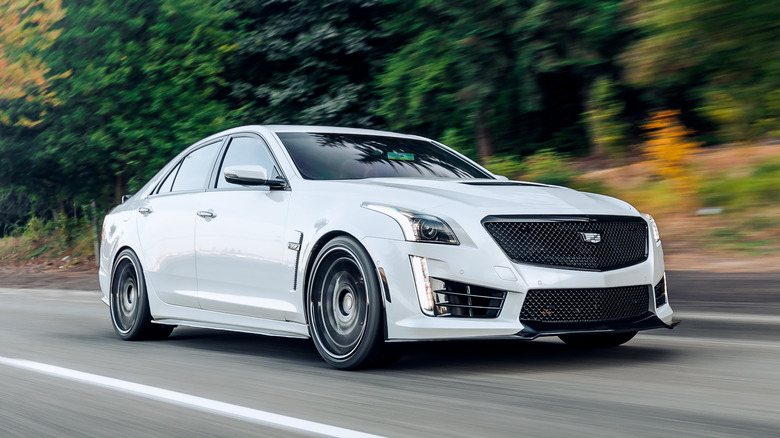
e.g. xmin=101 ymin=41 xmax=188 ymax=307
xmin=362 ymin=235 xmax=677 ymax=341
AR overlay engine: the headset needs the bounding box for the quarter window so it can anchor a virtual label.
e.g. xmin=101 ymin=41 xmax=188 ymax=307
xmin=216 ymin=136 xmax=280 ymax=188
xmin=156 ymin=162 xmax=181 ymax=194
xmin=170 ymin=142 xmax=221 ymax=192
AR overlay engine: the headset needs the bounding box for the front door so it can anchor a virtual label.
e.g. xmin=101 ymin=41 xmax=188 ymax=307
xmin=195 ymin=135 xmax=294 ymax=320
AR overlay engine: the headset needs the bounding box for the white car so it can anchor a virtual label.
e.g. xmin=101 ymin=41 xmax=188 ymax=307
xmin=99 ymin=125 xmax=678 ymax=369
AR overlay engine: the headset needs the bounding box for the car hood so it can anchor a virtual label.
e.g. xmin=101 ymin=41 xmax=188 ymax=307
xmin=315 ymin=178 xmax=638 ymax=217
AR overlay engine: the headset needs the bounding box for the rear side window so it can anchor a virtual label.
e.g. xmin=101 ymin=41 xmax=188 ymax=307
xmin=170 ymin=142 xmax=221 ymax=192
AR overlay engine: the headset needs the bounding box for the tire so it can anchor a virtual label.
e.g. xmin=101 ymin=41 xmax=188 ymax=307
xmin=559 ymin=331 xmax=637 ymax=348
xmin=307 ymin=236 xmax=393 ymax=369
xmin=110 ymin=249 xmax=174 ymax=341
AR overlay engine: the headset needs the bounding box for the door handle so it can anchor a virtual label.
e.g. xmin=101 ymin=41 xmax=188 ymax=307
xmin=138 ymin=207 xmax=153 ymax=214
xmin=197 ymin=210 xmax=216 ymax=218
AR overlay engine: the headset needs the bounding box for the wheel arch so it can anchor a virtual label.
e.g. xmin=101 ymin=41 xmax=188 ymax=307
xmin=301 ymin=230 xmax=350 ymax=325
xmin=111 ymin=245 xmax=138 ymax=278
xmin=301 ymin=231 xmax=389 ymax=340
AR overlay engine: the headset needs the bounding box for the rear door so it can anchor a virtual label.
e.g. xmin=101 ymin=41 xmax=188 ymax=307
xmin=135 ymin=139 xmax=223 ymax=308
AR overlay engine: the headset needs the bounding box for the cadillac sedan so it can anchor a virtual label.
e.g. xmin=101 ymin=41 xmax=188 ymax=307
xmin=99 ymin=125 xmax=678 ymax=369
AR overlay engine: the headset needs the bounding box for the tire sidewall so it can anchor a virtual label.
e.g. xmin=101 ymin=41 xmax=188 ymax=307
xmin=307 ymin=236 xmax=384 ymax=369
xmin=110 ymin=248 xmax=153 ymax=340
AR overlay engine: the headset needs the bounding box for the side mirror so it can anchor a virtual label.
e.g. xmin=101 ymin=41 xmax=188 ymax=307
xmin=224 ymin=165 xmax=286 ymax=189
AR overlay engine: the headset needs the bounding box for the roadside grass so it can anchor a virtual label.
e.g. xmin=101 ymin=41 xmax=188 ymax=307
xmin=700 ymin=208 xmax=780 ymax=255
xmin=575 ymin=145 xmax=780 ymax=256
xmin=0 ymin=215 xmax=96 ymax=268
xmin=698 ymin=157 xmax=780 ymax=211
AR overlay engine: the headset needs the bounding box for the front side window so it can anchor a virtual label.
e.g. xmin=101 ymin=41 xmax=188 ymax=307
xmin=216 ymin=136 xmax=281 ymax=188
xmin=277 ymin=132 xmax=492 ymax=180
xmin=170 ymin=142 xmax=221 ymax=192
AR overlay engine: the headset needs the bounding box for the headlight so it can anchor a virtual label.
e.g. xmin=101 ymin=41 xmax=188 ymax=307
xmin=641 ymin=213 xmax=661 ymax=243
xmin=362 ymin=203 xmax=459 ymax=245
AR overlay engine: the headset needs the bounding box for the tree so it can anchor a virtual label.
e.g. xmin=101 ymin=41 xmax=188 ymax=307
xmin=225 ymin=0 xmax=393 ymax=127
xmin=643 ymin=109 xmax=700 ymax=204
xmin=377 ymin=0 xmax=520 ymax=160
xmin=625 ymin=0 xmax=780 ymax=142
xmin=0 ymin=0 xmax=65 ymax=127
xmin=33 ymin=0 xmax=238 ymax=205
xmin=377 ymin=0 xmax=636 ymax=161
xmin=584 ymin=76 xmax=629 ymax=158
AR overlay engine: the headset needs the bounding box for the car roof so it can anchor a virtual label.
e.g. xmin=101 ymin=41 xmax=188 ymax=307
xmin=205 ymin=125 xmax=428 ymax=142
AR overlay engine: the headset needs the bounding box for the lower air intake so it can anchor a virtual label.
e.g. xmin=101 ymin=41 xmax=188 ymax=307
xmin=520 ymin=285 xmax=649 ymax=323
xmin=431 ymin=279 xmax=506 ymax=318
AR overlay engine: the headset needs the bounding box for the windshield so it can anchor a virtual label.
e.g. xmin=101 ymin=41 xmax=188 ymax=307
xmin=277 ymin=132 xmax=493 ymax=180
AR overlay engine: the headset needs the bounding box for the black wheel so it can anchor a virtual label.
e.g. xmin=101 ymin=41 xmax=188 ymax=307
xmin=559 ymin=331 xmax=637 ymax=348
xmin=307 ymin=236 xmax=393 ymax=369
xmin=110 ymin=249 xmax=173 ymax=341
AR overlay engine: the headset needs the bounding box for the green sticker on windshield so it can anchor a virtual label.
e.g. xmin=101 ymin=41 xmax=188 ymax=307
xmin=387 ymin=151 xmax=414 ymax=161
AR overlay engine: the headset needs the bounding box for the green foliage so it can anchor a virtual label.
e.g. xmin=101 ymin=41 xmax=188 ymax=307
xmin=0 ymin=0 xmax=66 ymax=127
xmin=224 ymin=0 xmax=391 ymax=127
xmin=0 ymin=0 xmax=238 ymax=209
xmin=521 ymin=149 xmax=577 ymax=186
xmin=570 ymin=177 xmax=611 ymax=196
xmin=0 ymin=186 xmax=36 ymax=236
xmin=626 ymin=0 xmax=780 ymax=142
xmin=486 ymin=149 xmax=580 ymax=186
xmin=698 ymin=158 xmax=780 ymax=211
xmin=704 ymin=213 xmax=780 ymax=255
xmin=483 ymin=155 xmax=525 ymax=179
xmin=585 ymin=76 xmax=630 ymax=157
xmin=376 ymin=0 xmax=633 ymax=160
xmin=0 ymin=213 xmax=93 ymax=263
xmin=2 ymin=0 xmax=780 ymax=250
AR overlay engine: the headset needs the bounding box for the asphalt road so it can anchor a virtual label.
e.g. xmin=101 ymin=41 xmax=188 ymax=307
xmin=1 ymin=272 xmax=779 ymax=438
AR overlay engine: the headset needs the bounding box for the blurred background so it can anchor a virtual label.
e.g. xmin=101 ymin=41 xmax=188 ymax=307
xmin=1 ymin=0 xmax=779 ymax=269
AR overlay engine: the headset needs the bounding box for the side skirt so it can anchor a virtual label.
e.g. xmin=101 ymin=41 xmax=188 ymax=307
xmin=152 ymin=317 xmax=310 ymax=339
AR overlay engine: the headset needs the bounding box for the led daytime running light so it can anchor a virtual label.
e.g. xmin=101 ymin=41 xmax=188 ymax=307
xmin=410 ymin=256 xmax=434 ymax=316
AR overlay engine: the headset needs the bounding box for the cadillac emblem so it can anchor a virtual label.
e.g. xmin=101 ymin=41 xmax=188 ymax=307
xmin=579 ymin=232 xmax=602 ymax=244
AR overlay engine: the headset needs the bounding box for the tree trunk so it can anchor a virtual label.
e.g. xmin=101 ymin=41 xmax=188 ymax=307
xmin=476 ymin=107 xmax=494 ymax=163
xmin=114 ymin=173 xmax=125 ymax=205
xmin=91 ymin=201 xmax=100 ymax=267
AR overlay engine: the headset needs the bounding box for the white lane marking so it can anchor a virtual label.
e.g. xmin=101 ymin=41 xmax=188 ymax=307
xmin=0 ymin=288 xmax=100 ymax=299
xmin=0 ymin=356 xmax=386 ymax=438
xmin=637 ymin=335 xmax=780 ymax=350
xmin=675 ymin=311 xmax=780 ymax=325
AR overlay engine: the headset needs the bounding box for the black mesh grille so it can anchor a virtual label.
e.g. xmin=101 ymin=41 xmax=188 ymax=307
xmin=654 ymin=277 xmax=667 ymax=308
xmin=520 ymin=285 xmax=650 ymax=323
xmin=432 ymin=279 xmax=506 ymax=318
xmin=483 ymin=216 xmax=648 ymax=271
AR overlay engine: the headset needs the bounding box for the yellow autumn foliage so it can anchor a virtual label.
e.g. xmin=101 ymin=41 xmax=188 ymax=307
xmin=0 ymin=0 xmax=65 ymax=126
xmin=643 ymin=110 xmax=701 ymax=205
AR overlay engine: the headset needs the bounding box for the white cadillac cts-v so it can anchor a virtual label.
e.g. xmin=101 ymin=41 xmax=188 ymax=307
xmin=99 ymin=125 xmax=678 ymax=369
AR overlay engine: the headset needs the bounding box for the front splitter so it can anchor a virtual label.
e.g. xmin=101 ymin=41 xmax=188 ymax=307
xmin=516 ymin=312 xmax=680 ymax=340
